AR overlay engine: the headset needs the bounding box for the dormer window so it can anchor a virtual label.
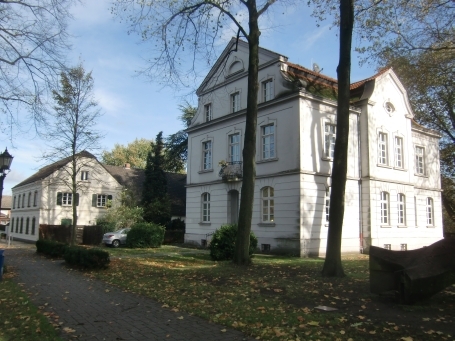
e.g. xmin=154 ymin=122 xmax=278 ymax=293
xmin=205 ymin=103 xmax=212 ymax=122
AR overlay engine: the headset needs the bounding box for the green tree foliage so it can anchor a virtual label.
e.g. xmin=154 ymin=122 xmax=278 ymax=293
xmin=142 ymin=131 xmax=171 ymax=225
xmin=113 ymin=0 xmax=283 ymax=265
xmin=102 ymin=138 xmax=154 ymax=169
xmin=164 ymin=103 xmax=197 ymax=172
xmin=43 ymin=64 xmax=103 ymax=246
xmin=0 ymin=0 xmax=76 ymax=136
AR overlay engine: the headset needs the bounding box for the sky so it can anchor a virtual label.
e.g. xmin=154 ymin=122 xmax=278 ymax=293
xmin=1 ymin=0 xmax=376 ymax=195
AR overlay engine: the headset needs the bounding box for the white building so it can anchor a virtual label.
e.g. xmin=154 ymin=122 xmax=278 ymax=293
xmin=10 ymin=151 xmax=187 ymax=243
xmin=184 ymin=39 xmax=443 ymax=256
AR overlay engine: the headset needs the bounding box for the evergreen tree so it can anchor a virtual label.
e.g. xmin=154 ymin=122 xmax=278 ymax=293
xmin=142 ymin=132 xmax=171 ymax=225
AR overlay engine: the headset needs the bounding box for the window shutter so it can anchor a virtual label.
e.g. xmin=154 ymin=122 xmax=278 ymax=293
xmin=75 ymin=193 xmax=80 ymax=206
xmin=92 ymin=194 xmax=97 ymax=207
xmin=57 ymin=192 xmax=62 ymax=206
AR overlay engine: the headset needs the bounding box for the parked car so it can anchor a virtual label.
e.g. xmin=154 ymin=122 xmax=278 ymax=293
xmin=102 ymin=228 xmax=130 ymax=248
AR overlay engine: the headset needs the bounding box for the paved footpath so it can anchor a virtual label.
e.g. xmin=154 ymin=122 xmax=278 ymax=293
xmin=2 ymin=241 xmax=253 ymax=341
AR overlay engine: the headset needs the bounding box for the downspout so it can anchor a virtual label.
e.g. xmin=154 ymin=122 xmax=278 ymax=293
xmin=357 ymin=111 xmax=363 ymax=254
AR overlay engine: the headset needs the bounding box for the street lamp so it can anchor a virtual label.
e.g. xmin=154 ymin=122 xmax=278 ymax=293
xmin=0 ymin=148 xmax=13 ymax=245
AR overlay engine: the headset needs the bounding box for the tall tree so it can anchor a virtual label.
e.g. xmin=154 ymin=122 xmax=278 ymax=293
xmin=113 ymin=0 xmax=281 ymax=265
xmin=43 ymin=64 xmax=103 ymax=246
xmin=165 ymin=102 xmax=197 ymax=172
xmin=102 ymin=138 xmax=154 ymax=169
xmin=0 ymin=0 xmax=77 ymax=136
xmin=142 ymin=131 xmax=171 ymax=225
xmin=320 ymin=0 xmax=354 ymax=277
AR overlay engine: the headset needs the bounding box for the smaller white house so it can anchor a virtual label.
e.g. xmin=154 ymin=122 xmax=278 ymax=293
xmin=10 ymin=151 xmax=187 ymax=243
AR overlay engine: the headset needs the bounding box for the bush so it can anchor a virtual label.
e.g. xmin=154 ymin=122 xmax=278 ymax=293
xmin=126 ymin=222 xmax=165 ymax=248
xmin=36 ymin=239 xmax=68 ymax=258
xmin=63 ymin=246 xmax=110 ymax=269
xmin=209 ymin=224 xmax=258 ymax=261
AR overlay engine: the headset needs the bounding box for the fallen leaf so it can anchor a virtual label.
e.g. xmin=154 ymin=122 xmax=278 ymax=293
xmin=307 ymin=321 xmax=319 ymax=326
xmin=177 ymin=316 xmax=184 ymax=320
xmin=220 ymin=329 xmax=227 ymax=333
xmin=401 ymin=337 xmax=413 ymax=341
xmin=63 ymin=327 xmax=75 ymax=333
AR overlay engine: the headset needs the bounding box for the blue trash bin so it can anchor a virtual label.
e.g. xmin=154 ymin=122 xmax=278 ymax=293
xmin=0 ymin=249 xmax=4 ymax=280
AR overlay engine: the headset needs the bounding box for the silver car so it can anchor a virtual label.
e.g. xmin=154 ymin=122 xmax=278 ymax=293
xmin=102 ymin=228 xmax=130 ymax=248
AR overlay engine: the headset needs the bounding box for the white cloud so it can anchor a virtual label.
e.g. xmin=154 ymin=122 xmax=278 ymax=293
xmin=71 ymin=0 xmax=112 ymax=26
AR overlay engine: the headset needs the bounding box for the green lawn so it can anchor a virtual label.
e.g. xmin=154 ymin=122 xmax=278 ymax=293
xmin=90 ymin=246 xmax=455 ymax=340
xmin=0 ymin=273 xmax=63 ymax=341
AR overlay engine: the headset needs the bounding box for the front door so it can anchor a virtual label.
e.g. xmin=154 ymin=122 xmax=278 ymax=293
xmin=228 ymin=190 xmax=239 ymax=224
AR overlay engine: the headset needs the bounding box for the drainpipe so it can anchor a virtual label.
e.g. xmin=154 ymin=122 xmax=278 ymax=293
xmin=357 ymin=111 xmax=363 ymax=254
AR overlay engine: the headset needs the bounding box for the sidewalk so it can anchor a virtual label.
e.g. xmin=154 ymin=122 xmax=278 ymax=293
xmin=2 ymin=241 xmax=253 ymax=341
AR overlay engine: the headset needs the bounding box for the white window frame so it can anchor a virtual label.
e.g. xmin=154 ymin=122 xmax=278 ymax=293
xmin=380 ymin=191 xmax=389 ymax=225
xmin=325 ymin=187 xmax=331 ymax=223
xmin=415 ymin=146 xmax=425 ymax=175
xmin=62 ymin=193 xmax=73 ymax=206
xmin=261 ymin=186 xmax=274 ymax=222
xmin=426 ymin=197 xmax=434 ymax=226
xmin=204 ymin=103 xmax=212 ymax=122
xmin=394 ymin=136 xmax=404 ymax=168
xmin=378 ymin=132 xmax=388 ymax=165
xmin=231 ymin=92 xmax=240 ymax=113
xmin=262 ymin=79 xmax=274 ymax=102
xmin=202 ymin=193 xmax=210 ymax=222
xmin=228 ymin=133 xmax=240 ymax=162
xmin=397 ymin=193 xmax=406 ymax=226
xmin=202 ymin=140 xmax=212 ymax=170
xmin=81 ymin=171 xmax=89 ymax=180
xmin=261 ymin=124 xmax=275 ymax=160
xmin=324 ymin=123 xmax=336 ymax=159
xmin=97 ymin=194 xmax=108 ymax=208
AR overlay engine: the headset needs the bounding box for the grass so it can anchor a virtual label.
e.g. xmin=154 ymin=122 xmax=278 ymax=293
xmin=0 ymin=269 xmax=63 ymax=341
xmin=89 ymin=245 xmax=455 ymax=340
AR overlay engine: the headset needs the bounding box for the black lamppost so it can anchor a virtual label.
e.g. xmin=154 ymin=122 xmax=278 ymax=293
xmin=0 ymin=148 xmax=14 ymax=238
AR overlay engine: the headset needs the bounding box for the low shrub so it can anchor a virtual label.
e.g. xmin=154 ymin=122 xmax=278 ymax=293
xmin=63 ymin=246 xmax=110 ymax=269
xmin=126 ymin=222 xmax=165 ymax=248
xmin=36 ymin=239 xmax=68 ymax=258
xmin=209 ymin=224 xmax=258 ymax=261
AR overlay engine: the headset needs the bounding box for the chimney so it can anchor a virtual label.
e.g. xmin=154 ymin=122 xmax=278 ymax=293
xmin=124 ymin=163 xmax=131 ymax=169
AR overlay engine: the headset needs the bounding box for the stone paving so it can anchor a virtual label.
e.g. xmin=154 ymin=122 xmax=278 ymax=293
xmin=1 ymin=240 xmax=253 ymax=341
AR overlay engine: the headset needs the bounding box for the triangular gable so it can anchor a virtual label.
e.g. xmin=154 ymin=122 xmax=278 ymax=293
xmin=196 ymin=38 xmax=284 ymax=96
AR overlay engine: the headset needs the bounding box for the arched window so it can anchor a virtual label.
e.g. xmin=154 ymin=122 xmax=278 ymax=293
xmin=20 ymin=217 xmax=24 ymax=234
xmin=25 ymin=217 xmax=30 ymax=234
xmin=201 ymin=193 xmax=210 ymax=222
xmin=380 ymin=192 xmax=389 ymax=225
xmin=31 ymin=217 xmax=36 ymax=235
xmin=261 ymin=187 xmax=274 ymax=222
xmin=397 ymin=193 xmax=406 ymax=226
xmin=15 ymin=218 xmax=19 ymax=233
xmin=426 ymin=197 xmax=434 ymax=226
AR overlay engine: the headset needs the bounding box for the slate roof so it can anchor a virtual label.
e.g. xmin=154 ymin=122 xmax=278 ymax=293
xmin=13 ymin=151 xmax=97 ymax=189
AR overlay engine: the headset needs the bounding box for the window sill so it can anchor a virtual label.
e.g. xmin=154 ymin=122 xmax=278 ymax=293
xmin=377 ymin=164 xmax=392 ymax=169
xmin=415 ymin=173 xmax=428 ymax=178
xmin=380 ymin=225 xmax=392 ymax=228
xmin=397 ymin=225 xmax=407 ymax=228
xmin=321 ymin=156 xmax=333 ymax=162
xmin=258 ymin=222 xmax=275 ymax=227
xmin=393 ymin=167 xmax=407 ymax=172
xmin=199 ymin=222 xmax=211 ymax=226
xmin=198 ymin=169 xmax=213 ymax=174
xmin=257 ymin=157 xmax=278 ymax=164
xmin=426 ymin=225 xmax=435 ymax=228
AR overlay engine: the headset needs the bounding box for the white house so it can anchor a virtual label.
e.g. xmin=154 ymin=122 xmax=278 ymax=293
xmin=10 ymin=151 xmax=187 ymax=243
xmin=184 ymin=39 xmax=443 ymax=256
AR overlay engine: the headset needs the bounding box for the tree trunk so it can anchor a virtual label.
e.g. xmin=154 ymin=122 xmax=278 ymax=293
xmin=71 ymin=156 xmax=78 ymax=246
xmin=233 ymin=1 xmax=260 ymax=265
xmin=321 ymin=0 xmax=354 ymax=277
